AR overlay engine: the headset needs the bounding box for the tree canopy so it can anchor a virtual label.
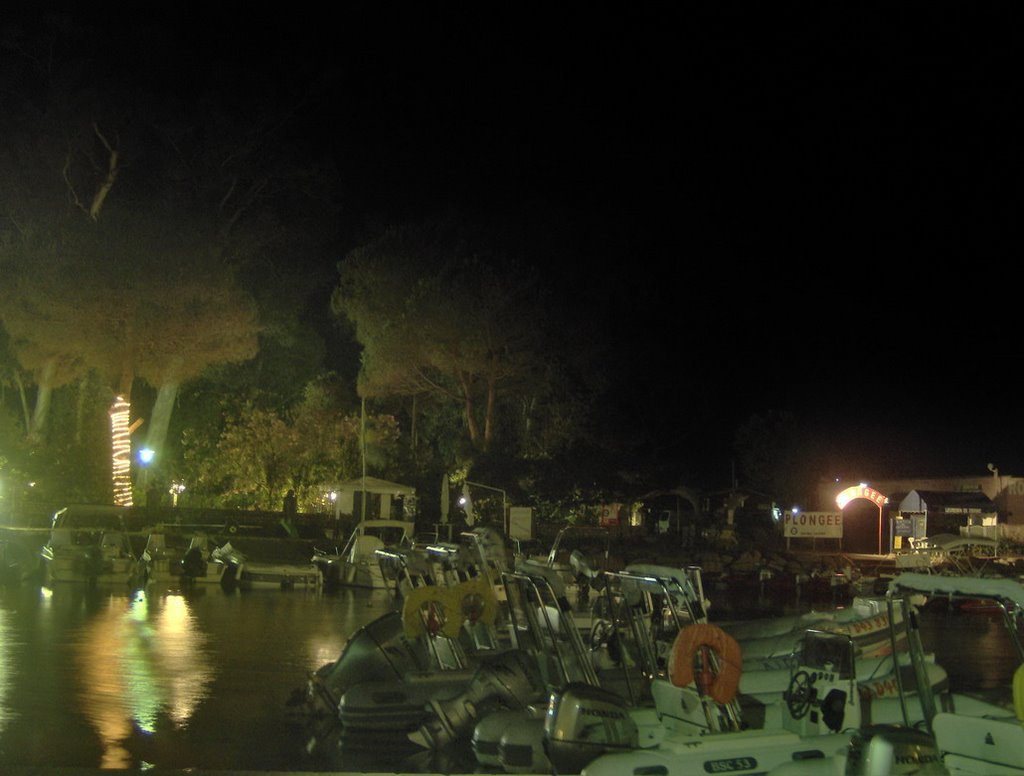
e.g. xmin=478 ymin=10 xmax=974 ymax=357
xmin=332 ymin=216 xmax=591 ymax=463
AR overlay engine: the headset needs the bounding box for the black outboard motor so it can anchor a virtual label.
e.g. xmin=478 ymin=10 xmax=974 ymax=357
xmin=843 ymin=725 xmax=947 ymax=775
xmin=409 ymin=648 xmax=547 ymax=749
xmin=304 ymin=610 xmax=427 ymax=716
xmin=181 ymin=545 xmax=207 ymax=578
xmin=544 ymin=682 xmax=639 ymax=774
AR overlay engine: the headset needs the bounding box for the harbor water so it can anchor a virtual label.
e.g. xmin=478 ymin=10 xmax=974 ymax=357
xmin=0 ymin=577 xmax=1018 ymax=773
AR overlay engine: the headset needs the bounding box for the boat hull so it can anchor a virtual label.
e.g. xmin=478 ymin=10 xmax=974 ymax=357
xmin=235 ymin=562 xmax=323 ymax=590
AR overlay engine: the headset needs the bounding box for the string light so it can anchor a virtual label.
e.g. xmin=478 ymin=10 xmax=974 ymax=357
xmin=109 ymin=395 xmax=133 ymax=506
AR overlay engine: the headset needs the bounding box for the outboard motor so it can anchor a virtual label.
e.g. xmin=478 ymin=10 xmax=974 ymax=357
xmin=471 ymin=705 xmax=547 ymax=771
xmin=569 ymin=549 xmax=605 ymax=600
xmin=181 ymin=545 xmax=207 ymax=578
xmin=409 ymin=648 xmax=546 ymax=749
xmin=305 ymin=610 xmax=426 ymax=714
xmin=545 ymin=682 xmax=639 ymax=774
xmin=843 ymin=725 xmax=947 ymax=775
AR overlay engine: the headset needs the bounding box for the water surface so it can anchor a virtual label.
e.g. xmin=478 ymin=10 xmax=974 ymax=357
xmin=0 ymin=578 xmax=1017 ymax=772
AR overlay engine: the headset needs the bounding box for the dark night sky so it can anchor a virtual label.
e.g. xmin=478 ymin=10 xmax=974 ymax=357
xmin=13 ymin=4 xmax=1024 ymax=485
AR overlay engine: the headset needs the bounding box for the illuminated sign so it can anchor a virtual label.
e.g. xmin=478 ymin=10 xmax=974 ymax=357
xmin=835 ymin=485 xmax=887 ymax=510
xmin=783 ymin=511 xmax=843 ymax=538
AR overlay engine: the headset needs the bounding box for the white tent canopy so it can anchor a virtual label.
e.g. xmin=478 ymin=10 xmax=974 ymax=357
xmin=332 ymin=477 xmax=417 ymax=520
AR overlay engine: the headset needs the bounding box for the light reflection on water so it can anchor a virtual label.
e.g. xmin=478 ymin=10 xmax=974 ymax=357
xmin=0 ymin=581 xmax=386 ymax=770
xmin=0 ymin=608 xmax=18 ymax=734
xmin=72 ymin=589 xmax=217 ymax=767
xmin=0 ymin=580 xmax=1018 ymax=772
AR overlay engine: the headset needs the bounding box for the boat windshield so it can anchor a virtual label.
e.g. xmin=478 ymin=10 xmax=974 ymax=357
xmin=363 ymin=525 xmax=408 ymax=545
xmin=798 ymin=630 xmax=856 ymax=678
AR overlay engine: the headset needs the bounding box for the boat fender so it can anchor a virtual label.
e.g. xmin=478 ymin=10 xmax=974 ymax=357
xmin=402 ymin=585 xmax=463 ymax=639
xmin=668 ymin=623 xmax=742 ymax=705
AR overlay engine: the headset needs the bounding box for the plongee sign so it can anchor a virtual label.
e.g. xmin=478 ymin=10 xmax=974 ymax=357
xmin=783 ymin=510 xmax=843 ymax=538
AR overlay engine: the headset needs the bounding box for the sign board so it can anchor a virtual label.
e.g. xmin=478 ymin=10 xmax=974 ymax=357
xmin=599 ymin=502 xmax=624 ymax=527
xmin=509 ymin=507 xmax=533 ymax=540
xmin=894 ymin=518 xmax=914 ymax=537
xmin=783 ymin=511 xmax=843 ymax=538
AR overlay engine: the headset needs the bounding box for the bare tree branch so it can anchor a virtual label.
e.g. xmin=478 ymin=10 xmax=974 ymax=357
xmin=88 ymin=123 xmax=119 ymax=220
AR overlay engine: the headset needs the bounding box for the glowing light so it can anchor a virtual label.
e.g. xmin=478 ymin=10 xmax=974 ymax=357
xmin=169 ymin=481 xmax=185 ymax=506
xmin=836 ymin=484 xmax=890 ymax=555
xmin=138 ymin=448 xmax=155 ymax=465
xmin=109 ymin=396 xmax=133 ymax=506
xmin=835 ymin=484 xmax=887 ymax=510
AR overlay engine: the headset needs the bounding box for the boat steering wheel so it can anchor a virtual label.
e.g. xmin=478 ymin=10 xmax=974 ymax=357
xmin=785 ymin=670 xmax=814 ymax=719
xmin=588 ymin=618 xmax=615 ymax=650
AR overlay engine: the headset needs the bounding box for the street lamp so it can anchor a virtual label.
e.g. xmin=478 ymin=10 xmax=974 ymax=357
xmin=138 ymin=447 xmax=155 ymax=502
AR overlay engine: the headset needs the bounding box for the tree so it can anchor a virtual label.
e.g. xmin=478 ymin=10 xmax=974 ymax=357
xmin=181 ymin=380 xmax=400 ymax=510
xmin=333 ymin=216 xmax=560 ymax=455
xmin=733 ymin=410 xmax=826 ymax=507
xmin=1 ymin=15 xmax=336 ymax=504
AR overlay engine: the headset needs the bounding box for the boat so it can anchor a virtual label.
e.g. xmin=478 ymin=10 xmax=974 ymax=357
xmin=765 ymin=572 xmax=1024 ymax=775
xmin=894 ymin=532 xmax=1001 ymax=575
xmin=719 ymin=594 xmax=906 ymax=668
xmin=464 ymin=563 xmax=711 ymax=773
xmin=216 ymin=538 xmax=323 ymax=590
xmin=463 ymin=563 xmax=942 ymax=775
xmin=289 ymin=530 xmax=606 ymax=766
xmin=313 ymin=518 xmax=415 ymax=589
xmin=178 ymin=533 xmax=236 ymax=586
xmin=139 ymin=529 xmax=190 ymax=586
xmin=407 ymin=562 xmax=604 ymax=761
xmin=570 ymin=617 xmax=956 ymax=776
xmin=515 ymin=523 xmax=611 ymax=607
xmin=287 ymin=538 xmax=522 ymax=760
xmin=0 ymin=534 xmax=44 ymax=585
xmin=39 ymin=505 xmax=147 ymax=588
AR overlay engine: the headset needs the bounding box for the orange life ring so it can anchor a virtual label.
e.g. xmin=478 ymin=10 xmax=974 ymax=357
xmin=668 ymin=623 xmax=743 ymax=705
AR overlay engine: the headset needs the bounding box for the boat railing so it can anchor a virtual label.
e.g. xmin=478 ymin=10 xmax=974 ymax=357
xmin=545 ymin=524 xmax=611 ymax=568
xmin=501 ymin=568 xmax=599 ymax=690
xmin=886 ymin=574 xmax=1024 ymax=732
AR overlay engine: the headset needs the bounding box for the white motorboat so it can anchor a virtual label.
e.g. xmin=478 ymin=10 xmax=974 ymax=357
xmin=40 ymin=505 xmax=147 ymax=588
xmin=467 ymin=563 xmax=944 ymax=775
xmin=721 ymin=594 xmax=906 ymax=667
xmin=894 ymin=532 xmax=1001 ymax=574
xmin=217 ymin=539 xmax=323 ymax=590
xmin=766 ymin=572 xmax=1024 ymax=776
xmin=314 ymin=518 xmax=415 ymax=589
xmin=570 ymin=621 xmax=954 ymax=776
xmin=139 ymin=529 xmax=189 ymax=586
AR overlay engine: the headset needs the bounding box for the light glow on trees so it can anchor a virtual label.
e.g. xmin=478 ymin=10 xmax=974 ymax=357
xmin=109 ymin=396 xmax=133 ymax=506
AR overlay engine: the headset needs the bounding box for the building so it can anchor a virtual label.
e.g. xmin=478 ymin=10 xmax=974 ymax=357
xmin=814 ymin=471 xmax=1024 ymax=553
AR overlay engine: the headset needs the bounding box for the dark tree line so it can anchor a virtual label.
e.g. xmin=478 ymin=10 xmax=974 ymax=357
xmin=0 ymin=13 xmax=811 ymax=520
